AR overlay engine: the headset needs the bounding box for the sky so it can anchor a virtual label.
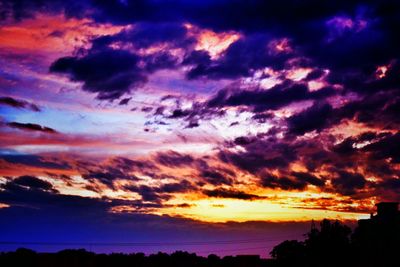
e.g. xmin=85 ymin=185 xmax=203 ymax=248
xmin=0 ymin=0 xmax=400 ymax=258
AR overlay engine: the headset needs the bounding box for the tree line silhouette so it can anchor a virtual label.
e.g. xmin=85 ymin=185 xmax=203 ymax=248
xmin=1 ymin=202 xmax=399 ymax=267
xmin=271 ymin=202 xmax=400 ymax=267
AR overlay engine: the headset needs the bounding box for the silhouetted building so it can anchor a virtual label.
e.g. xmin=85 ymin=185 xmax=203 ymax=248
xmin=353 ymin=202 xmax=400 ymax=267
xmin=375 ymin=202 xmax=399 ymax=220
xmin=358 ymin=202 xmax=400 ymax=227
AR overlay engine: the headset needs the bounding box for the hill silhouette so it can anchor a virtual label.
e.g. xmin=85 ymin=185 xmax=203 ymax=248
xmin=0 ymin=202 xmax=399 ymax=267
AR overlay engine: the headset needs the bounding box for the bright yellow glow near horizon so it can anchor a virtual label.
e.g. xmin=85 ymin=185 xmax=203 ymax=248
xmin=160 ymin=198 xmax=370 ymax=223
xmin=42 ymin=177 xmax=372 ymax=223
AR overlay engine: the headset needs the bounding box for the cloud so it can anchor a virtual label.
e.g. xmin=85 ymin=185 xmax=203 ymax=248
xmin=290 ymin=172 xmax=325 ymax=187
xmin=203 ymin=188 xmax=266 ymax=200
xmin=124 ymin=185 xmax=170 ymax=203
xmin=11 ymin=175 xmax=55 ymax=191
xmin=111 ymin=157 xmax=159 ymax=172
xmin=219 ymin=136 xmax=297 ymax=174
xmin=287 ymin=102 xmax=333 ymax=135
xmin=3 ymin=0 xmax=400 ymax=217
xmin=363 ymin=132 xmax=400 ymax=163
xmin=260 ymin=173 xmax=308 ymax=191
xmin=0 ymin=175 xmax=159 ymax=212
xmin=155 ymin=151 xmax=194 ymax=167
xmin=185 ymin=33 xmax=292 ymax=80
xmin=82 ymin=169 xmax=138 ymax=189
xmin=0 ymin=153 xmax=71 ymax=170
xmin=50 ymin=49 xmax=147 ymax=101
xmin=199 ymin=169 xmax=232 ymax=186
xmin=6 ymin=122 xmax=57 ymax=133
xmin=92 ymin=22 xmax=193 ymax=49
xmin=118 ymin=97 xmax=131 ymax=105
xmin=158 ymin=180 xmax=195 ymax=194
xmin=207 ymin=83 xmax=335 ymax=113
xmin=331 ymin=171 xmax=367 ymax=196
xmin=124 ymin=180 xmax=196 ymax=203
xmin=0 ymin=96 xmax=40 ymax=111
xmin=49 ymin=22 xmax=195 ymax=101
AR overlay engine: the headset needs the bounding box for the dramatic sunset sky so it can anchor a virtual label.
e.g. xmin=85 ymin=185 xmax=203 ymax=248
xmin=1 ymin=0 xmax=400 ymax=257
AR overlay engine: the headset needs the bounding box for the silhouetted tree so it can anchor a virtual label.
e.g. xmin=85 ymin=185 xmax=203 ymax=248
xmin=271 ymin=219 xmax=352 ymax=267
xmin=0 ymin=248 xmax=268 ymax=267
xmin=304 ymin=219 xmax=352 ymax=266
xmin=270 ymin=240 xmax=305 ymax=266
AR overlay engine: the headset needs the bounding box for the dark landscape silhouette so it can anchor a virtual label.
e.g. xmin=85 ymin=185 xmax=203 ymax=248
xmin=1 ymin=202 xmax=399 ymax=267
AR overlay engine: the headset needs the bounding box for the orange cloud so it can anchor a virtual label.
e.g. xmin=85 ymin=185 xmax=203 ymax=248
xmin=0 ymin=14 xmax=123 ymax=57
xmin=185 ymin=23 xmax=240 ymax=59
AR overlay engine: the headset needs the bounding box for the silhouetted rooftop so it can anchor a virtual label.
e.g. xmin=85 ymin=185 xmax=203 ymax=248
xmin=376 ymin=202 xmax=399 ymax=219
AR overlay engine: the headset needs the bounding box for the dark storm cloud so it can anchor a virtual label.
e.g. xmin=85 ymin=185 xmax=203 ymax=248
xmin=233 ymin=136 xmax=256 ymax=146
xmin=78 ymin=158 xmax=145 ymax=189
xmin=331 ymin=171 xmax=367 ymax=196
xmin=0 ymin=96 xmax=40 ymax=112
xmin=251 ymin=113 xmax=274 ymax=123
xmin=0 ymin=0 xmax=375 ymax=33
xmin=11 ymin=175 xmax=54 ymax=191
xmin=363 ymin=132 xmax=400 ymax=163
xmin=290 ymin=172 xmax=325 ymax=187
xmin=124 ymin=181 xmax=196 ymax=203
xmin=158 ymin=180 xmax=195 ymax=193
xmin=185 ymin=33 xmax=293 ymax=80
xmin=6 ymin=1 xmax=400 ymax=77
xmin=37 ymin=0 xmax=400 ymax=127
xmin=216 ymin=131 xmax=399 ymax=197
xmin=155 ymin=151 xmax=194 ymax=167
xmin=304 ymin=69 xmax=325 ymax=81
xmin=0 ymin=153 xmax=71 ymax=170
xmin=330 ymin=131 xmax=400 ymax=178
xmin=92 ymin=22 xmax=193 ymax=49
xmin=143 ymin=52 xmax=180 ymax=72
xmin=203 ymin=188 xmax=266 ymax=200
xmin=163 ymin=102 xmax=225 ymax=127
xmin=332 ymin=131 xmax=386 ymax=155
xmin=168 ymin=109 xmax=191 ymax=119
xmin=82 ymin=169 xmax=138 ymax=189
xmin=287 ymin=102 xmax=334 ymax=135
xmin=0 ymin=0 xmax=89 ymax=21
xmin=50 ymin=49 xmax=147 ymax=101
xmin=108 ymin=157 xmax=161 ymax=179
xmin=0 ymin=175 xmax=161 ymax=215
xmin=220 ymin=136 xmax=297 ymax=174
xmin=199 ymin=169 xmax=232 ymax=186
xmin=282 ymin=90 xmax=400 ymax=137
xmin=207 ymin=83 xmax=335 ymax=113
xmin=111 ymin=157 xmax=159 ymax=172
xmin=124 ymin=185 xmax=170 ymax=203
xmin=379 ymin=177 xmax=400 ymax=190
xmin=260 ymin=173 xmax=311 ymax=191
xmin=6 ymin=122 xmax=57 ymax=133
xmin=118 ymin=97 xmax=131 ymax=105
xmin=334 ymin=92 xmax=400 ymax=128
xmin=49 ymin=22 xmax=196 ymax=101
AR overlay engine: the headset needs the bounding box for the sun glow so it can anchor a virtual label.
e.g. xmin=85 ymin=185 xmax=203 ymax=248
xmin=160 ymin=197 xmax=368 ymax=223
